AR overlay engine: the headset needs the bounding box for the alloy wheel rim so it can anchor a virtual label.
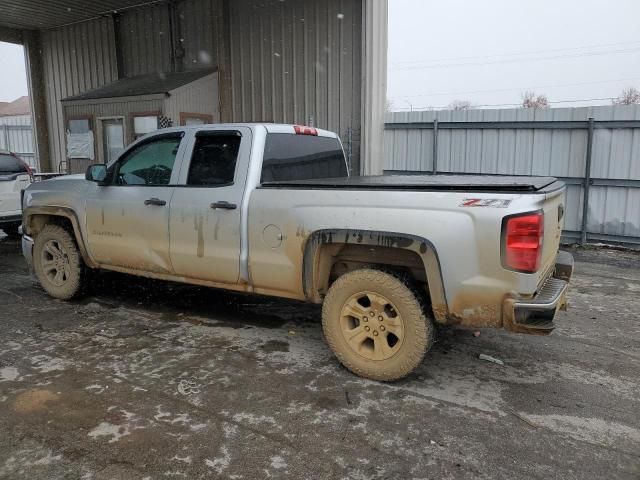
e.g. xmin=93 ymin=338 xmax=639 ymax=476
xmin=41 ymin=239 xmax=71 ymax=287
xmin=339 ymin=291 xmax=404 ymax=361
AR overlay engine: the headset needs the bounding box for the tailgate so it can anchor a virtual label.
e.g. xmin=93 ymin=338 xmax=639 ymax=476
xmin=0 ymin=174 xmax=30 ymax=213
xmin=537 ymin=187 xmax=566 ymax=283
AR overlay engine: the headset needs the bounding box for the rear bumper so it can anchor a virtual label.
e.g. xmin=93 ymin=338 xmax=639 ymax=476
xmin=22 ymin=234 xmax=34 ymax=272
xmin=504 ymin=251 xmax=574 ymax=335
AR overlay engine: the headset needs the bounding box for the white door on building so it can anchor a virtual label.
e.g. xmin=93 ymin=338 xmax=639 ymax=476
xmin=101 ymin=118 xmax=125 ymax=165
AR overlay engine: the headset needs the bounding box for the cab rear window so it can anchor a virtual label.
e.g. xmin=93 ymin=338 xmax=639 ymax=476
xmin=261 ymin=134 xmax=348 ymax=183
xmin=0 ymin=154 xmax=26 ymax=174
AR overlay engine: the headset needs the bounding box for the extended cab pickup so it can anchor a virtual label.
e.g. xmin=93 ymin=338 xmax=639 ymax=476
xmin=21 ymin=124 xmax=573 ymax=381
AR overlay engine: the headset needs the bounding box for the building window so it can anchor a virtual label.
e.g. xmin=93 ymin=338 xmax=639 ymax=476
xmin=180 ymin=112 xmax=213 ymax=126
xmin=67 ymin=117 xmax=92 ymax=134
xmin=66 ymin=116 xmax=95 ymax=160
xmin=132 ymin=113 xmax=159 ymax=139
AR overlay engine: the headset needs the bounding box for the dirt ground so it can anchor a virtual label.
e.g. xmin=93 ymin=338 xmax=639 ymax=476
xmin=0 ymin=232 xmax=638 ymax=480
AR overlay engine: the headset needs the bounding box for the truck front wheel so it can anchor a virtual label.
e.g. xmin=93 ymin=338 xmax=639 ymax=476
xmin=33 ymin=224 xmax=85 ymax=300
xmin=322 ymin=269 xmax=434 ymax=381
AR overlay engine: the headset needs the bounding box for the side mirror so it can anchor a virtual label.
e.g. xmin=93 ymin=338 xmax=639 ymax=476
xmin=85 ymin=164 xmax=108 ymax=184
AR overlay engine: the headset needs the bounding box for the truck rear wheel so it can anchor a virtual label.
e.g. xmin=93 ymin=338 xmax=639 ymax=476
xmin=33 ymin=224 xmax=84 ymax=300
xmin=322 ymin=269 xmax=434 ymax=381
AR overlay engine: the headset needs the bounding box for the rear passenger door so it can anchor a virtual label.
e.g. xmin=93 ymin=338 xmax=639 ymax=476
xmin=168 ymin=127 xmax=252 ymax=284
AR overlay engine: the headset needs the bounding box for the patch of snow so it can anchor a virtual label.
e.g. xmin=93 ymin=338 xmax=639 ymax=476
xmin=0 ymin=366 xmax=19 ymax=382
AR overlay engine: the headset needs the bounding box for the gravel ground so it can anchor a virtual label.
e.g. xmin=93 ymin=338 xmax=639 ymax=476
xmin=0 ymin=232 xmax=638 ymax=480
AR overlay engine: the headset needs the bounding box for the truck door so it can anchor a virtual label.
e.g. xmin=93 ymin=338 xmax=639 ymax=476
xmin=168 ymin=127 xmax=252 ymax=284
xmin=86 ymin=132 xmax=186 ymax=274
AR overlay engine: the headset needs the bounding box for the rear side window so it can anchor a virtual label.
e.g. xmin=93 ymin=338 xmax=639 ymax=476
xmin=187 ymin=133 xmax=241 ymax=186
xmin=261 ymin=134 xmax=347 ymax=183
xmin=0 ymin=154 xmax=26 ymax=174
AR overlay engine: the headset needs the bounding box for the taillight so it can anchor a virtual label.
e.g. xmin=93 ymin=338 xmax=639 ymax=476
xmin=15 ymin=155 xmax=33 ymax=181
xmin=294 ymin=125 xmax=318 ymax=136
xmin=502 ymin=212 xmax=544 ymax=273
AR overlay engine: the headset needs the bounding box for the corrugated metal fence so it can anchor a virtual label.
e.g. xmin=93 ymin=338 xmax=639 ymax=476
xmin=384 ymin=105 xmax=640 ymax=247
xmin=0 ymin=115 xmax=36 ymax=169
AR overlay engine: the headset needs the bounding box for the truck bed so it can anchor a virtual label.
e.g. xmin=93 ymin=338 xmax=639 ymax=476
xmin=261 ymin=174 xmax=561 ymax=193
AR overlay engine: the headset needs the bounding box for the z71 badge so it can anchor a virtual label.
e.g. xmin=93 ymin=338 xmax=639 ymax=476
xmin=460 ymin=199 xmax=513 ymax=208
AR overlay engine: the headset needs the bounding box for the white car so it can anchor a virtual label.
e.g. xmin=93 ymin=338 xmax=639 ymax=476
xmin=0 ymin=151 xmax=32 ymax=236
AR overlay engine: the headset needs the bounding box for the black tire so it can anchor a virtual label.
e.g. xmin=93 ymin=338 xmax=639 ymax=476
xmin=322 ymin=268 xmax=434 ymax=382
xmin=33 ymin=224 xmax=85 ymax=300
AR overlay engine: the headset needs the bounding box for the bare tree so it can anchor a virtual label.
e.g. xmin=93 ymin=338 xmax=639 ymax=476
xmin=385 ymin=99 xmax=395 ymax=112
xmin=448 ymin=99 xmax=474 ymax=111
xmin=613 ymin=87 xmax=640 ymax=105
xmin=521 ymin=91 xmax=549 ymax=109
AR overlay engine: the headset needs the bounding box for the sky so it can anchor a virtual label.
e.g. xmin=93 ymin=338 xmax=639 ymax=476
xmin=1 ymin=0 xmax=639 ymax=108
xmin=0 ymin=42 xmax=28 ymax=102
xmin=388 ymin=0 xmax=640 ymax=110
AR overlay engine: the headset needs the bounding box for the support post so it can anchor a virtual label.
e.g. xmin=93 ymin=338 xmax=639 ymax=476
xmin=360 ymin=0 xmax=388 ymax=175
xmin=112 ymin=13 xmax=125 ymax=79
xmin=22 ymin=30 xmax=52 ymax=173
xmin=432 ymin=119 xmax=439 ymax=174
xmin=581 ymin=117 xmax=595 ymax=245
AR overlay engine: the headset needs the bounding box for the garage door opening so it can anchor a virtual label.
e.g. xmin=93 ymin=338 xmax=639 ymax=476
xmin=0 ymin=41 xmax=36 ymax=171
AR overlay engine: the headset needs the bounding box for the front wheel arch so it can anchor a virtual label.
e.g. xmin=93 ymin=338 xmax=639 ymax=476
xmin=24 ymin=207 xmax=97 ymax=269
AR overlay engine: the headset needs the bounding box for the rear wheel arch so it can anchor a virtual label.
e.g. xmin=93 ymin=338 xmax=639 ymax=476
xmin=302 ymin=229 xmax=449 ymax=323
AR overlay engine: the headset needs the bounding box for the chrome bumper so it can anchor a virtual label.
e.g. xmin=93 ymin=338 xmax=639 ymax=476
xmin=22 ymin=234 xmax=34 ymax=272
xmin=506 ymin=251 xmax=574 ymax=334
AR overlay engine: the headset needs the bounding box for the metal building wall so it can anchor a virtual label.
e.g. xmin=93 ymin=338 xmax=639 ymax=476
xmin=41 ymin=17 xmax=118 ymax=171
xmin=165 ymin=73 xmax=220 ymax=124
xmin=63 ymin=96 xmax=164 ymax=166
xmin=119 ymin=0 xmax=221 ymax=77
xmin=384 ymin=105 xmax=640 ymax=246
xmin=226 ymin=0 xmax=363 ymax=172
xmin=178 ymin=0 xmax=221 ymax=70
xmin=119 ymin=5 xmax=172 ymax=77
xmin=0 ymin=115 xmax=35 ymax=168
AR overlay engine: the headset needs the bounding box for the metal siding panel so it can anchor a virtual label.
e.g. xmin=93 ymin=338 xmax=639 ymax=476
xmin=383 ymin=105 xmax=640 ymax=245
xmin=564 ymin=184 xmax=583 ymax=232
xmin=41 ymin=17 xmax=117 ymax=170
xmin=180 ymin=0 xmax=220 ymax=71
xmin=227 ymin=0 xmax=361 ymax=167
xmin=120 ymin=5 xmax=172 ymax=77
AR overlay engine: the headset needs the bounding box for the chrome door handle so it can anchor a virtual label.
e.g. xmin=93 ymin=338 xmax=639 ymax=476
xmin=144 ymin=198 xmax=166 ymax=206
xmin=210 ymin=201 xmax=237 ymax=210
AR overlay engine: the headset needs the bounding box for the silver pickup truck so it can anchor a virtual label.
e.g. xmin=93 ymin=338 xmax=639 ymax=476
xmin=21 ymin=123 xmax=573 ymax=381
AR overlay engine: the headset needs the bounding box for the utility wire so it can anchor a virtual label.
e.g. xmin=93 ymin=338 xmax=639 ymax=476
xmin=395 ymin=47 xmax=640 ymax=71
xmin=392 ymin=39 xmax=640 ymax=66
xmin=392 ymin=97 xmax=618 ymax=111
xmin=393 ymin=77 xmax=640 ymax=99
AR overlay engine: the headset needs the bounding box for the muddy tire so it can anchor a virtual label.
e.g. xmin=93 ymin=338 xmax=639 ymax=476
xmin=33 ymin=224 xmax=85 ymax=300
xmin=322 ymin=268 xmax=434 ymax=381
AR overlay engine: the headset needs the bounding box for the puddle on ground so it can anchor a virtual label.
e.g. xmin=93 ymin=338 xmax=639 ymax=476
xmin=13 ymin=389 xmax=60 ymax=414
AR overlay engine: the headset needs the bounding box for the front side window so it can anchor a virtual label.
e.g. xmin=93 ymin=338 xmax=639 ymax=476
xmin=187 ymin=133 xmax=241 ymax=187
xmin=261 ymin=133 xmax=348 ymax=183
xmin=113 ymin=136 xmax=181 ymax=186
